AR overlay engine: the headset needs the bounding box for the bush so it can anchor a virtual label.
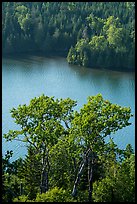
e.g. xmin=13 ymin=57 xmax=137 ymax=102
xmin=35 ymin=187 xmax=76 ymax=202
xmin=13 ymin=195 xmax=34 ymax=202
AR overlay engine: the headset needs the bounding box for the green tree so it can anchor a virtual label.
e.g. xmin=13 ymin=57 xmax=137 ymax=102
xmin=15 ymin=5 xmax=31 ymax=33
xmin=70 ymin=94 xmax=132 ymax=201
xmin=92 ymin=148 xmax=135 ymax=202
xmin=86 ymin=15 xmax=104 ymax=36
xmin=89 ymin=35 xmax=108 ymax=52
xmin=2 ymin=151 xmax=23 ymax=202
xmin=67 ymin=46 xmax=77 ymax=64
xmin=3 ymin=94 xmax=133 ymax=202
xmin=2 ymin=2 xmax=135 ymax=70
xmin=4 ymin=95 xmax=76 ymax=197
xmin=17 ymin=146 xmax=42 ymax=199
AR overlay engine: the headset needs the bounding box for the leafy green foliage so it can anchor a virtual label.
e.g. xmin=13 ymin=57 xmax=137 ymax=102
xmin=3 ymin=94 xmax=134 ymax=202
xmin=92 ymin=153 xmax=135 ymax=202
xmin=2 ymin=151 xmax=23 ymax=202
xmin=71 ymin=94 xmax=132 ymax=150
xmin=2 ymin=2 xmax=134 ymax=70
xmin=13 ymin=195 xmax=34 ymax=202
xmin=35 ymin=187 xmax=76 ymax=202
xmin=68 ymin=14 xmax=134 ymax=70
xmin=4 ymin=95 xmax=76 ymax=147
xmin=17 ymin=146 xmax=42 ymax=200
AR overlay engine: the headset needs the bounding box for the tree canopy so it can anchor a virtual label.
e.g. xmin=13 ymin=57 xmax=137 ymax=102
xmin=2 ymin=2 xmax=135 ymax=70
xmin=3 ymin=94 xmax=135 ymax=202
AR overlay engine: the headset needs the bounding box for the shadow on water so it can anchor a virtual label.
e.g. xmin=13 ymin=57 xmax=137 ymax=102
xmin=69 ymin=63 xmax=135 ymax=94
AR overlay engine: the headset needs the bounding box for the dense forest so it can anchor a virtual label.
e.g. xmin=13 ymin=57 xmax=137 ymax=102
xmin=2 ymin=94 xmax=135 ymax=202
xmin=2 ymin=2 xmax=135 ymax=70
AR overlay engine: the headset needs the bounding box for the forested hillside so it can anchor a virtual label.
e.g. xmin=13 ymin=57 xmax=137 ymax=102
xmin=2 ymin=2 xmax=135 ymax=70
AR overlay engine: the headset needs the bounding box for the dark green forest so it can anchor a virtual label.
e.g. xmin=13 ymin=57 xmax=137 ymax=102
xmin=2 ymin=94 xmax=135 ymax=202
xmin=2 ymin=2 xmax=135 ymax=70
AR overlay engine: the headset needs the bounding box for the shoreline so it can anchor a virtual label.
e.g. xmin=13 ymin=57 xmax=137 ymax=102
xmin=2 ymin=51 xmax=135 ymax=73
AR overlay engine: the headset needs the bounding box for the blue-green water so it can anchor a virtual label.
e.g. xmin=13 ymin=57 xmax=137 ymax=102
xmin=2 ymin=55 xmax=135 ymax=161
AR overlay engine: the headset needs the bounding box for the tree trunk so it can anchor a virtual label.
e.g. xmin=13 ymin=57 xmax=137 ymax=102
xmin=72 ymin=148 xmax=91 ymax=197
xmin=20 ymin=182 xmax=23 ymax=195
xmin=72 ymin=160 xmax=87 ymax=197
xmin=40 ymin=151 xmax=49 ymax=194
xmin=40 ymin=170 xmax=48 ymax=193
xmin=88 ymin=151 xmax=93 ymax=202
xmin=88 ymin=165 xmax=93 ymax=202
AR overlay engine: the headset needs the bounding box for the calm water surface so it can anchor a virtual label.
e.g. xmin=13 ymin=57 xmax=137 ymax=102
xmin=2 ymin=55 xmax=135 ymax=161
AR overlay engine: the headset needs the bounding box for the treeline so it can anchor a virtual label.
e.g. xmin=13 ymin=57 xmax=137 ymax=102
xmin=2 ymin=2 xmax=135 ymax=70
xmin=2 ymin=94 xmax=135 ymax=202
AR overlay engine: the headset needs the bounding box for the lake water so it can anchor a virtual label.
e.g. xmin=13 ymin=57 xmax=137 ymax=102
xmin=2 ymin=54 xmax=135 ymax=161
